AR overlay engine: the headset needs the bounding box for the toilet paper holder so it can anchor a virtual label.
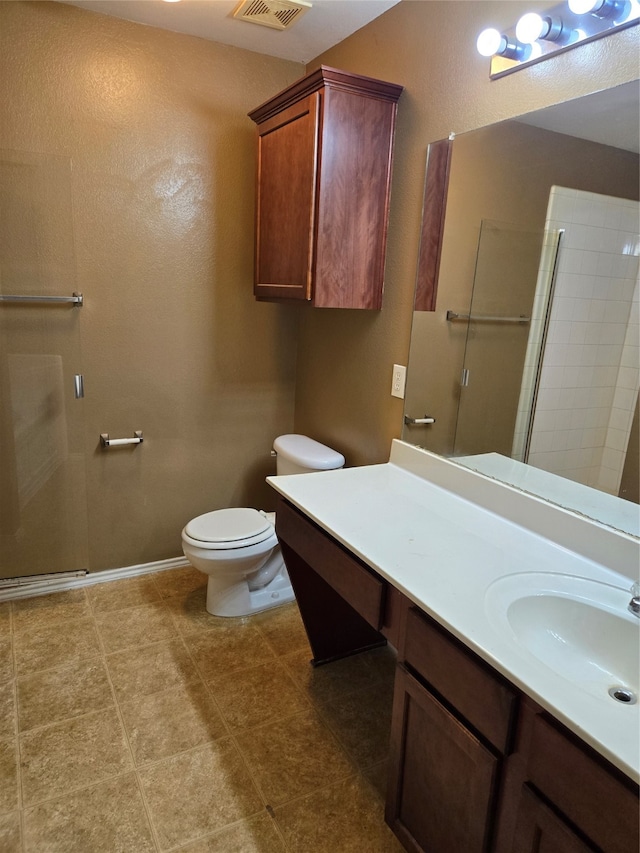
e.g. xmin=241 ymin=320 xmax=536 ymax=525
xmin=100 ymin=430 xmax=144 ymax=448
xmin=404 ymin=415 xmax=436 ymax=426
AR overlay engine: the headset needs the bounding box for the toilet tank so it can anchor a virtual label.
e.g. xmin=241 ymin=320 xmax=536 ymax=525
xmin=274 ymin=434 xmax=345 ymax=476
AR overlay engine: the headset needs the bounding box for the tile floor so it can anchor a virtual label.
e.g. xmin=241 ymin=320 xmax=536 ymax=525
xmin=0 ymin=566 xmax=404 ymax=852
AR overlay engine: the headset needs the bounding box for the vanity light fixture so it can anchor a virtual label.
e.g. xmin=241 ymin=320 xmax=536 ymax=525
xmin=478 ymin=0 xmax=639 ymax=78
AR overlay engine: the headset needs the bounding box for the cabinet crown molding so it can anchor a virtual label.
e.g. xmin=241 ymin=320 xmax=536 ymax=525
xmin=248 ymin=64 xmax=403 ymax=125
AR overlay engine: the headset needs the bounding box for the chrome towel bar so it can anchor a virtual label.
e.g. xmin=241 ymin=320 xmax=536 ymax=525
xmin=0 ymin=292 xmax=83 ymax=306
xmin=100 ymin=431 xmax=143 ymax=448
xmin=446 ymin=310 xmax=529 ymax=324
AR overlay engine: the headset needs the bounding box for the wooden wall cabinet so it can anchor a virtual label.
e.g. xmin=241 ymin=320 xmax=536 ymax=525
xmin=248 ymin=66 xmax=403 ymax=309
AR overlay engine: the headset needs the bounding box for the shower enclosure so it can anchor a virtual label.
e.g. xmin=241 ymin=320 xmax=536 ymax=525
xmin=453 ymin=188 xmax=640 ymax=499
xmin=0 ymin=150 xmax=88 ymax=582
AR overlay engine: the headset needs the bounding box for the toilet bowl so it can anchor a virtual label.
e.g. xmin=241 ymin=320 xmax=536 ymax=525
xmin=181 ymin=435 xmax=345 ymax=617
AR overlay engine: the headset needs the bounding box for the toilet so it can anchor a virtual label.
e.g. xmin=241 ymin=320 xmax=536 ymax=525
xmin=181 ymin=434 xmax=345 ymax=617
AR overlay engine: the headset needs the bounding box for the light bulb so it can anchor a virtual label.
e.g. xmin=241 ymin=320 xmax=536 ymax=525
xmin=476 ymin=28 xmax=505 ymax=56
xmin=515 ymin=12 xmax=547 ymax=43
xmin=568 ymin=0 xmax=602 ymax=12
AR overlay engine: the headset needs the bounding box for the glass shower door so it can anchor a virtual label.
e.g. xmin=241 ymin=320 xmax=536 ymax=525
xmin=0 ymin=151 xmax=88 ymax=581
xmin=452 ymin=220 xmax=544 ymax=459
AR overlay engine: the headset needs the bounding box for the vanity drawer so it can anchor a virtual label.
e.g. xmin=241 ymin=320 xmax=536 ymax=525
xmin=527 ymin=712 xmax=639 ymax=853
xmin=404 ymin=607 xmax=517 ymax=753
xmin=275 ymin=498 xmax=385 ymax=630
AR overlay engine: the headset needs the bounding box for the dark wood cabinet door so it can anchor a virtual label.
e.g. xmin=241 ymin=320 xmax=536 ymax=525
xmin=254 ymin=93 xmax=319 ymax=301
xmin=386 ymin=666 xmax=499 ymax=853
xmin=312 ymin=85 xmax=397 ymax=309
xmin=511 ymin=785 xmax=592 ymax=853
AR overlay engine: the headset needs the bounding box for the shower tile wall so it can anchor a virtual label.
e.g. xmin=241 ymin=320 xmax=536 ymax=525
xmin=523 ymin=187 xmax=640 ymax=494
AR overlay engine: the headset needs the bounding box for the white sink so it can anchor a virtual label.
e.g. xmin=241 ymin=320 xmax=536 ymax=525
xmin=484 ymin=573 xmax=639 ymax=704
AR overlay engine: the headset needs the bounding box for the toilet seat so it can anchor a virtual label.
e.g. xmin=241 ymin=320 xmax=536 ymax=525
xmin=183 ymin=508 xmax=274 ymax=550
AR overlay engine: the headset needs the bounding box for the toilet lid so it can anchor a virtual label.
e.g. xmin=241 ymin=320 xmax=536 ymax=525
xmin=184 ymin=508 xmax=272 ymax=545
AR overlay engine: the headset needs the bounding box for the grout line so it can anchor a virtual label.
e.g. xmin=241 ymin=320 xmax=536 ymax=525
xmin=95 ymin=611 xmax=163 ymax=852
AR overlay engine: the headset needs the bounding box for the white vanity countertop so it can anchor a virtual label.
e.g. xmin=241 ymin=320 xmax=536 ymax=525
xmin=267 ymin=440 xmax=640 ymax=782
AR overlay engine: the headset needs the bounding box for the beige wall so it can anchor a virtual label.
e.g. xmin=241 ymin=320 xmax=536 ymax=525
xmin=0 ymin=1 xmax=302 ymax=573
xmin=295 ymin=0 xmax=640 ymax=467
xmin=1 ymin=1 xmax=638 ymax=573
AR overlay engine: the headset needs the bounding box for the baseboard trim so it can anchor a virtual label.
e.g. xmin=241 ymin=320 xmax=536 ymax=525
xmin=0 ymin=556 xmax=191 ymax=602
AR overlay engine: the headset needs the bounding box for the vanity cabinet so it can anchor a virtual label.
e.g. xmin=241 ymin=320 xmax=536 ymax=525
xmin=248 ymin=66 xmax=402 ymax=308
xmin=387 ymin=608 xmax=518 ymax=852
xmin=275 ymin=496 xmax=395 ymax=663
xmin=273 ymin=499 xmax=639 ymax=853
xmin=496 ymin=700 xmax=640 ymax=853
xmin=387 ymin=665 xmax=501 ymax=852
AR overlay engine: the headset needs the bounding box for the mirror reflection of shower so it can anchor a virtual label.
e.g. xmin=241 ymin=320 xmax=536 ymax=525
xmin=454 ymin=188 xmax=639 ymax=501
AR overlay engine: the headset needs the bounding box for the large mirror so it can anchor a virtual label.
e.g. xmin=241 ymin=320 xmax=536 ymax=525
xmin=403 ymin=81 xmax=639 ymax=537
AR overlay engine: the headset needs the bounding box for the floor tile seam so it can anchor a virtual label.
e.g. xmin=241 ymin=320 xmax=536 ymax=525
xmin=309 ymin=678 xmax=395 ymax=717
xmin=177 ymin=629 xmax=279 ymax=693
xmin=131 ymin=765 xmax=164 ymax=852
xmin=12 ymin=647 xmax=104 ymax=682
xmin=10 ymin=613 xmax=99 ymax=656
xmin=249 ymin=613 xmax=295 ymax=651
xmin=102 ymin=631 xmax=199 ymax=667
xmin=16 ymin=691 xmax=118 ymax=737
xmin=91 ymin=593 xmax=173 ymax=615
xmin=17 ymin=695 xmax=125 ymax=741
xmin=19 ymin=765 xmax=137 ymax=812
xmin=19 ymin=807 xmax=26 ymax=853
xmin=157 ymin=806 xmax=283 ymax=853
xmin=150 ymin=578 xmax=208 ymax=605
xmin=0 ymin=733 xmax=21 ymax=816
xmin=13 ymin=650 xmax=108 ymax=687
xmin=3 ymin=635 xmax=16 ymax=685
xmin=1 ymin=605 xmax=14 ymax=636
xmin=202 ymin=654 xmax=314 ymax=708
xmin=203 ymin=697 xmax=316 ymax=738
xmin=10 ymin=593 xmax=93 ymax=635
xmin=97 ymin=627 xmax=183 ymax=658
xmin=97 ymin=635 xmax=183 ymax=785
xmin=133 ymin=738 xmax=270 ymax=849
xmin=10 ymin=612 xmax=94 ymax=636
xmin=305 ymin=702 xmax=378 ymax=773
xmin=92 ymin=603 xmax=163 ymax=850
xmin=267 ymin=765 xmax=366 ymax=813
xmin=216 ymin=740 xmax=278 ymax=817
xmin=226 ymin=709 xmax=358 ymax=806
xmin=112 ymin=671 xmax=216 ymax=711
xmin=0 ymin=679 xmax=18 ymax=741
xmin=258 ymin=630 xmax=312 ymax=662
xmin=89 ymin=591 xmax=170 ymax=617
xmin=107 ymin=637 xmax=232 ymax=740
xmin=224 ymin=703 xmax=326 ymax=741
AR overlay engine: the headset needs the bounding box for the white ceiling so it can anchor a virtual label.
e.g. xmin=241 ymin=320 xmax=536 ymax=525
xmin=56 ymin=0 xmax=401 ymax=63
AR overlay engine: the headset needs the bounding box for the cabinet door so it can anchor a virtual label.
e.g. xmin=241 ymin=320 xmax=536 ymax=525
xmin=386 ymin=666 xmax=499 ymax=853
xmin=254 ymin=93 xmax=319 ymax=301
xmin=511 ymin=785 xmax=592 ymax=853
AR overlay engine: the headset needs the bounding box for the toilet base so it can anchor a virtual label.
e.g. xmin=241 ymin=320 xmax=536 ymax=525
xmin=205 ymin=562 xmax=295 ymax=618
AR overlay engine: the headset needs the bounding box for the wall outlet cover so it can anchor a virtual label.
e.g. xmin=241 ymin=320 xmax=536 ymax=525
xmin=392 ymin=364 xmax=406 ymax=399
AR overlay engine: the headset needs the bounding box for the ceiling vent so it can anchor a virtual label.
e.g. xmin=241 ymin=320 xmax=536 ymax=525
xmin=233 ymin=0 xmax=312 ymax=31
